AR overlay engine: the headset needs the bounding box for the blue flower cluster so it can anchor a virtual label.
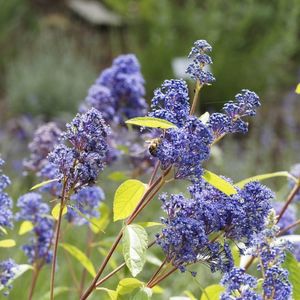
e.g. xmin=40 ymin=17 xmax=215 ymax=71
xmin=0 ymin=259 xmax=18 ymax=296
xmin=0 ymin=158 xmax=13 ymax=231
xmin=156 ymin=180 xmax=273 ymax=273
xmin=186 ymin=40 xmax=215 ymax=85
xmin=67 ymin=186 xmax=105 ymax=225
xmin=253 ymin=210 xmax=292 ymax=299
xmin=273 ymin=202 xmax=297 ymax=234
xmin=149 ymin=79 xmax=190 ymax=127
xmin=16 ymin=192 xmax=54 ymax=264
xmin=24 ymin=122 xmax=62 ymax=172
xmin=48 ymin=108 xmax=110 ymax=190
xmin=83 ymin=54 xmax=148 ymax=126
xmin=208 ymin=89 xmax=261 ymax=138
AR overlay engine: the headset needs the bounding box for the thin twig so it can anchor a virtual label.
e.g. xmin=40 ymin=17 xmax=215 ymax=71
xmin=278 ymin=219 xmax=300 ymax=236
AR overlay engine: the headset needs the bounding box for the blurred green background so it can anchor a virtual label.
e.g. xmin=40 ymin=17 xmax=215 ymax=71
xmin=0 ymin=0 xmax=300 ymax=299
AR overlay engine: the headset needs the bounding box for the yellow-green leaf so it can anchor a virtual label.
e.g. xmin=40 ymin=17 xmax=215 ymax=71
xmin=126 ymin=117 xmax=177 ymax=129
xmin=60 ymin=243 xmax=96 ymax=277
xmin=200 ymin=284 xmax=225 ymax=300
xmin=0 ymin=226 xmax=7 ymax=235
xmin=116 ymin=278 xmax=144 ymax=295
xmin=108 ymin=171 xmax=129 ymax=182
xmin=0 ymin=239 xmax=16 ymax=248
xmin=152 ymin=286 xmax=164 ymax=294
xmin=202 ymin=170 xmax=237 ymax=196
xmin=184 ymin=290 xmax=196 ymax=300
xmin=51 ymin=203 xmax=67 ymax=220
xmin=199 ymin=112 xmax=210 ymax=124
xmin=30 ymin=178 xmax=58 ymax=191
xmin=90 ymin=203 xmax=110 ymax=234
xmin=113 ymin=180 xmax=146 ymax=222
xmin=96 ymin=288 xmax=118 ymax=300
xmin=295 ymin=83 xmax=300 ymax=94
xmin=137 ymin=222 xmax=162 ymax=228
xmin=235 ymin=171 xmax=298 ymax=188
xmin=18 ymin=221 xmax=34 ymax=235
xmin=123 ymin=224 xmax=148 ymax=277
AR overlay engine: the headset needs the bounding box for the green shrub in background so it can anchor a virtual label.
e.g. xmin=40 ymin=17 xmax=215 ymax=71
xmin=5 ymin=31 xmax=97 ymax=118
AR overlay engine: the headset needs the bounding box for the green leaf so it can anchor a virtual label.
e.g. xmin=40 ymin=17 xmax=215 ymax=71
xmin=96 ymin=288 xmax=118 ymax=300
xmin=184 ymin=290 xmax=196 ymax=300
xmin=231 ymin=244 xmax=241 ymax=266
xmin=137 ymin=222 xmax=162 ymax=228
xmin=152 ymin=286 xmax=164 ymax=294
xmin=126 ymin=117 xmax=177 ymax=129
xmin=202 ymin=170 xmax=237 ymax=196
xmin=0 ymin=264 xmax=33 ymax=291
xmin=146 ymin=253 xmax=162 ymax=266
xmin=18 ymin=220 xmax=34 ymax=235
xmin=30 ymin=178 xmax=58 ymax=191
xmin=117 ymin=278 xmax=144 ymax=295
xmin=123 ymin=225 xmax=148 ymax=277
xmin=199 ymin=112 xmax=210 ymax=124
xmin=235 ymin=171 xmax=298 ymax=188
xmin=0 ymin=226 xmax=7 ymax=235
xmin=51 ymin=203 xmax=67 ymax=220
xmin=123 ymin=224 xmax=148 ymax=277
xmin=131 ymin=287 xmax=152 ymax=300
xmin=60 ymin=243 xmax=96 ymax=277
xmin=113 ymin=179 xmax=146 ymax=222
xmin=282 ymin=252 xmax=300 ymax=299
xmin=108 ymin=171 xmax=129 ymax=182
xmin=296 ymin=83 xmax=300 ymax=94
xmin=90 ymin=203 xmax=110 ymax=234
xmin=40 ymin=286 xmax=71 ymax=300
xmin=200 ymin=284 xmax=225 ymax=300
xmin=0 ymin=239 xmax=16 ymax=248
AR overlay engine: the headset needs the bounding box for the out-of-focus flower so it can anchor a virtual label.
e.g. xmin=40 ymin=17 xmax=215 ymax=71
xmin=0 ymin=259 xmax=19 ymax=296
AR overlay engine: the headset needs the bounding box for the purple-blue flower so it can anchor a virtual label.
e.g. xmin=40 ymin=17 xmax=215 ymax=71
xmin=273 ymin=202 xmax=297 ymax=234
xmin=0 ymin=158 xmax=13 ymax=230
xmin=0 ymin=259 xmax=18 ymax=296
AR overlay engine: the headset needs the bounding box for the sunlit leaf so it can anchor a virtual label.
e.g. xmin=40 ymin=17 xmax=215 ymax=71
xmin=152 ymin=286 xmax=164 ymax=294
xmin=235 ymin=171 xmax=298 ymax=188
xmin=113 ymin=180 xmax=146 ymax=222
xmin=200 ymin=284 xmax=225 ymax=300
xmin=18 ymin=221 xmax=34 ymax=235
xmin=146 ymin=253 xmax=162 ymax=266
xmin=60 ymin=243 xmax=96 ymax=277
xmin=296 ymin=83 xmax=300 ymax=94
xmin=126 ymin=117 xmax=177 ymax=129
xmin=30 ymin=178 xmax=58 ymax=191
xmin=0 ymin=264 xmax=33 ymax=291
xmin=117 ymin=278 xmax=144 ymax=295
xmin=51 ymin=203 xmax=67 ymax=220
xmin=96 ymin=287 xmax=118 ymax=300
xmin=0 ymin=239 xmax=16 ymax=248
xmin=137 ymin=222 xmax=162 ymax=228
xmin=202 ymin=170 xmax=237 ymax=195
xmin=199 ymin=112 xmax=210 ymax=124
xmin=0 ymin=226 xmax=7 ymax=235
xmin=131 ymin=287 xmax=152 ymax=300
xmin=123 ymin=224 xmax=148 ymax=277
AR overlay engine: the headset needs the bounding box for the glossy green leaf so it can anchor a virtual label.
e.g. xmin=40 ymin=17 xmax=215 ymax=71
xmin=199 ymin=112 xmax=210 ymax=124
xmin=126 ymin=117 xmax=177 ymax=129
xmin=41 ymin=287 xmax=71 ymax=300
xmin=117 ymin=278 xmax=144 ymax=295
xmin=0 ymin=239 xmax=16 ymax=248
xmin=30 ymin=178 xmax=58 ymax=191
xmin=18 ymin=220 xmax=34 ymax=235
xmin=202 ymin=170 xmax=237 ymax=195
xmin=235 ymin=171 xmax=298 ymax=188
xmin=282 ymin=252 xmax=300 ymax=299
xmin=200 ymin=284 xmax=225 ymax=300
xmin=0 ymin=264 xmax=33 ymax=291
xmin=131 ymin=287 xmax=152 ymax=300
xmin=90 ymin=203 xmax=110 ymax=234
xmin=60 ymin=243 xmax=96 ymax=277
xmin=123 ymin=224 xmax=148 ymax=277
xmin=51 ymin=203 xmax=67 ymax=220
xmin=113 ymin=180 xmax=146 ymax=222
xmin=96 ymin=288 xmax=118 ymax=300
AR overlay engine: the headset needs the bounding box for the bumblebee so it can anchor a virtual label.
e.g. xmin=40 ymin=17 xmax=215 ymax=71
xmin=146 ymin=138 xmax=161 ymax=157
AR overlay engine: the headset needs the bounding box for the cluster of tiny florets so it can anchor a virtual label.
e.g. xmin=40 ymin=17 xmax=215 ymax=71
xmin=186 ymin=40 xmax=215 ymax=85
xmin=16 ymin=192 xmax=54 ymax=264
xmin=0 ymin=159 xmax=13 ymax=230
xmin=83 ymin=54 xmax=148 ymax=126
xmin=156 ymin=180 xmax=273 ymax=273
xmin=149 ymin=79 xmax=190 ymax=127
xmin=48 ymin=108 xmax=110 ymax=190
xmin=67 ymin=186 xmax=105 ymax=225
xmin=24 ymin=122 xmax=62 ymax=172
xmin=0 ymin=259 xmax=18 ymax=296
xmin=220 ymin=267 xmax=261 ymax=300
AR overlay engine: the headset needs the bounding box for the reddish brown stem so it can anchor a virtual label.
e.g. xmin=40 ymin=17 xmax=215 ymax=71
xmin=278 ymin=219 xmax=300 ymax=236
xmin=147 ymin=258 xmax=168 ymax=287
xmin=147 ymin=266 xmax=177 ymax=288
